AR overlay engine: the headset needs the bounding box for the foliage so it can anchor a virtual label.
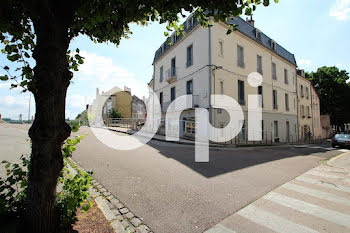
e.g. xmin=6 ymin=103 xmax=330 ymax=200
xmin=0 ymin=134 xmax=93 ymax=229
xmin=306 ymin=66 xmax=350 ymax=127
xmin=0 ymin=0 xmax=276 ymax=230
xmin=109 ymin=108 xmax=122 ymax=119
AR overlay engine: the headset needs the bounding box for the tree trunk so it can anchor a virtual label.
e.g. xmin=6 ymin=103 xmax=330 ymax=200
xmin=26 ymin=17 xmax=72 ymax=233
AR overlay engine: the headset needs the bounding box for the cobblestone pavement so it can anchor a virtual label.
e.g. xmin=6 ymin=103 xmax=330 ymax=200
xmin=205 ymin=154 xmax=350 ymax=233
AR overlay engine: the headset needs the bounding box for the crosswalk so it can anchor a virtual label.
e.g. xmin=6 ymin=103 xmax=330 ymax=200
xmin=205 ymin=163 xmax=350 ymax=233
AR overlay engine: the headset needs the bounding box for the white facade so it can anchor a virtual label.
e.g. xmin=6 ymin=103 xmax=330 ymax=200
xmin=152 ymin=16 xmax=299 ymax=143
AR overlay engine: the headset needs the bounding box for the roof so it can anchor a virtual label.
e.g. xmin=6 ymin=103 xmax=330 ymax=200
xmin=153 ymin=16 xmax=297 ymax=66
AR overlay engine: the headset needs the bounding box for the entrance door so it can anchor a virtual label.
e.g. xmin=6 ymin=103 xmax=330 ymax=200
xmin=286 ymin=121 xmax=290 ymax=142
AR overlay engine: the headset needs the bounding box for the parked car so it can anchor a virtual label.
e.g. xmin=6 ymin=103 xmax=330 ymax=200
xmin=331 ymin=134 xmax=350 ymax=148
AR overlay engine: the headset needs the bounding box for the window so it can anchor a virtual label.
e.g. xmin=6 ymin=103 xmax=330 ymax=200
xmin=220 ymin=81 xmax=224 ymax=94
xmin=171 ymin=33 xmax=177 ymax=44
xmin=237 ymin=45 xmax=244 ymax=68
xmin=273 ymin=90 xmax=278 ymax=109
xmin=159 ymin=66 xmax=164 ymax=82
xmin=258 ymin=86 xmax=263 ymax=107
xmin=272 ymin=62 xmax=277 ymax=80
xmin=305 ymin=87 xmax=309 ymax=99
xmin=271 ymin=40 xmax=276 ymax=50
xmin=274 ymin=121 xmax=279 ymax=138
xmin=285 ymin=93 xmax=289 ymax=112
xmin=284 ymin=69 xmax=288 ymax=84
xmin=187 ymin=16 xmax=194 ymax=29
xmin=219 ymin=40 xmax=224 ymax=56
xmin=186 ymin=80 xmax=193 ymax=95
xmin=171 ymin=57 xmax=176 ymax=77
xmin=301 ymin=105 xmax=305 ymax=117
xmin=301 ymin=85 xmax=304 ymax=98
xmin=171 ymin=87 xmax=176 ymax=101
xmin=238 ymin=80 xmax=245 ymax=105
xmin=186 ymin=44 xmax=193 ymax=67
xmin=256 ymin=29 xmax=262 ymax=40
xmin=307 ymin=106 xmax=310 ymax=118
xmin=257 ymin=55 xmax=263 ymax=74
xmin=217 ymin=108 xmax=222 ymax=114
xmin=159 ymin=92 xmax=163 ymax=109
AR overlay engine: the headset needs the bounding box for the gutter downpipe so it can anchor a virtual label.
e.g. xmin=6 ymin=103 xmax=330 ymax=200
xmin=208 ymin=24 xmax=212 ymax=124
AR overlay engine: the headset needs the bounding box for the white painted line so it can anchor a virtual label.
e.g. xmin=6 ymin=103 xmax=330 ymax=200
xmin=264 ymin=192 xmax=350 ymax=227
xmin=296 ymin=176 xmax=350 ymax=193
xmin=237 ymin=205 xmax=319 ymax=233
xmin=204 ymin=224 xmax=237 ymax=233
xmin=306 ymin=170 xmax=346 ymax=180
xmin=314 ymin=167 xmax=350 ymax=177
xmin=339 ymin=149 xmax=350 ymax=152
xmin=282 ymin=183 xmax=350 ymax=206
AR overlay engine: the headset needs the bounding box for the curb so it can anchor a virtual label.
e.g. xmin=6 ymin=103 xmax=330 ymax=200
xmin=68 ymin=158 xmax=152 ymax=233
xmin=327 ymin=150 xmax=350 ymax=166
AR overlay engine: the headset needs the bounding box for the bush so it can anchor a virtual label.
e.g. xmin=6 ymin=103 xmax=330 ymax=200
xmin=0 ymin=133 xmax=93 ymax=231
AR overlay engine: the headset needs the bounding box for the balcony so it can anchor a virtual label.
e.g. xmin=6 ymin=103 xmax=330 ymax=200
xmin=166 ymin=67 xmax=178 ymax=84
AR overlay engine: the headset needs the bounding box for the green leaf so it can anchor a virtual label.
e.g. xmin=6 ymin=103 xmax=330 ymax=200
xmin=0 ymin=75 xmax=9 ymax=81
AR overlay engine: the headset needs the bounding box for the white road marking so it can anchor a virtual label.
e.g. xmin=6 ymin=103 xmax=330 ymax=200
xmin=282 ymin=183 xmax=350 ymax=206
xmin=306 ymin=170 xmax=347 ymax=180
xmin=314 ymin=167 xmax=350 ymax=177
xmin=204 ymin=224 xmax=237 ymax=233
xmin=264 ymin=192 xmax=350 ymax=227
xmin=237 ymin=205 xmax=319 ymax=233
xmin=296 ymin=176 xmax=350 ymax=193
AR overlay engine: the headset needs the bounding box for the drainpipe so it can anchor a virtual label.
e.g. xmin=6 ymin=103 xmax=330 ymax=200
xmin=208 ymin=26 xmax=212 ymax=124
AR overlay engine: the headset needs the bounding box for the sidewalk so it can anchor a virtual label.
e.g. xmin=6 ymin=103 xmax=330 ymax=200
xmin=205 ymin=151 xmax=350 ymax=233
xmin=107 ymin=126 xmax=227 ymax=147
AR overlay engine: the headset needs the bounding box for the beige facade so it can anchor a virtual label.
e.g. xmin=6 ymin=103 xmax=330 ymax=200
xmin=311 ymin=85 xmax=322 ymax=139
xmin=297 ymin=70 xmax=312 ymax=139
xmin=152 ymin=16 xmax=299 ymax=143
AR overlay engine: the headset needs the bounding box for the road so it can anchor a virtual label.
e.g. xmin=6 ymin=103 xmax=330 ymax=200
xmin=70 ymin=127 xmax=344 ymax=233
xmin=0 ymin=124 xmax=347 ymax=233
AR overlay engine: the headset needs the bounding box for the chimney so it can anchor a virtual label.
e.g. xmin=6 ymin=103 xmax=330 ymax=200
xmin=124 ymin=86 xmax=131 ymax=94
xmin=96 ymin=88 xmax=99 ymax=98
xmin=246 ymin=15 xmax=254 ymax=27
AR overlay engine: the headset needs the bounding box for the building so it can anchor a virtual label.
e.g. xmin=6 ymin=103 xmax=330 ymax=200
xmin=152 ymin=15 xmax=298 ymax=142
xmin=102 ymin=87 xmax=132 ymax=120
xmin=321 ymin=115 xmax=332 ymax=139
xmin=132 ymin=95 xmax=147 ymax=120
xmin=311 ymin=85 xmax=322 ymax=139
xmin=297 ymin=69 xmax=313 ymax=139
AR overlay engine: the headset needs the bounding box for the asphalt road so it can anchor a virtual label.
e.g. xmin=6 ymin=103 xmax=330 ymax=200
xmin=70 ymin=127 xmax=343 ymax=233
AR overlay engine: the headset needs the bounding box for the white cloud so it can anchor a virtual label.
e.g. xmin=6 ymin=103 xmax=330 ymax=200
xmin=0 ymin=82 xmax=10 ymax=89
xmin=298 ymin=58 xmax=312 ymax=66
xmin=0 ymin=94 xmax=35 ymax=119
xmin=76 ymin=51 xmax=149 ymax=98
xmin=330 ymin=0 xmax=350 ymax=21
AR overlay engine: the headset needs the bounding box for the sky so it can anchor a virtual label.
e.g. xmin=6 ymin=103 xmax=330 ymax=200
xmin=0 ymin=0 xmax=349 ymax=120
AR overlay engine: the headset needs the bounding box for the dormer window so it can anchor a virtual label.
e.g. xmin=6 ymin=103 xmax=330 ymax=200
xmin=187 ymin=16 xmax=194 ymax=29
xmin=171 ymin=33 xmax=177 ymax=44
xmin=271 ymin=40 xmax=276 ymax=50
xmin=255 ymin=29 xmax=262 ymax=40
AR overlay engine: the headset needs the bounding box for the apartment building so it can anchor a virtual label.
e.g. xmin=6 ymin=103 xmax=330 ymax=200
xmin=296 ymin=69 xmax=312 ymax=139
xmin=311 ymin=85 xmax=322 ymax=139
xmin=152 ymin=15 xmax=299 ymax=142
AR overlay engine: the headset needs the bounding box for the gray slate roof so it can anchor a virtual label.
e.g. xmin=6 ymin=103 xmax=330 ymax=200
xmin=153 ymin=16 xmax=296 ymax=67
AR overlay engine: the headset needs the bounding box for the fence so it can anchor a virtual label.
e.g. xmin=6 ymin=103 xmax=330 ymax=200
xmin=107 ymin=118 xmax=322 ymax=146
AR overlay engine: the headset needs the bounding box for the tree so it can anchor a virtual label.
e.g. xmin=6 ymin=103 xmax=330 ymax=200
xmin=306 ymin=66 xmax=350 ymax=129
xmin=109 ymin=108 xmax=122 ymax=119
xmin=0 ymin=0 xmax=276 ymax=231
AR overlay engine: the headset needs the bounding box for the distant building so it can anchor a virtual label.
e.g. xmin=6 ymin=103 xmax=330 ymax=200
xmin=311 ymin=85 xmax=322 ymax=139
xmin=321 ymin=115 xmax=332 ymax=138
xmin=297 ymin=69 xmax=313 ymax=139
xmin=132 ymin=95 xmax=146 ymax=120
